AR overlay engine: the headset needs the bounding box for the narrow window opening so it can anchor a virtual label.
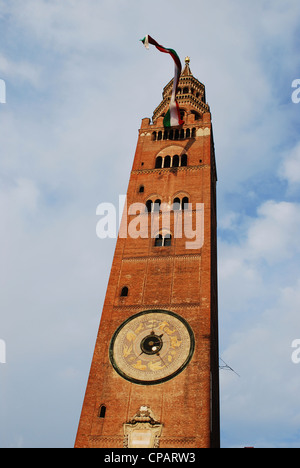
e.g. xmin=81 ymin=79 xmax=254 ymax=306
xmin=155 ymin=156 xmax=163 ymax=169
xmin=139 ymin=185 xmax=145 ymax=193
xmin=182 ymin=197 xmax=189 ymax=211
xmin=164 ymin=234 xmax=172 ymax=247
xmin=164 ymin=156 xmax=171 ymax=168
xmin=173 ymin=197 xmax=181 ymax=211
xmin=173 ymin=155 xmax=180 ymax=168
xmin=155 ymin=234 xmax=172 ymax=247
xmin=153 ymin=199 xmax=161 ymax=212
xmin=99 ymin=405 xmax=107 ymax=419
xmin=121 ymin=287 xmax=129 ymax=297
xmin=146 ymin=200 xmax=153 ymax=213
xmin=181 ymin=154 xmax=188 ymax=167
xmin=155 ymin=234 xmax=163 ymax=247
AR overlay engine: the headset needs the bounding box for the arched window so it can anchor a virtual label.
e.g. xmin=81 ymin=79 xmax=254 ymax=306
xmin=146 ymin=200 xmax=153 ymax=213
xmin=173 ymin=197 xmax=181 ymax=210
xmin=139 ymin=185 xmax=144 ymax=193
xmin=99 ymin=405 xmax=107 ymax=419
xmin=154 ymin=233 xmax=172 ymax=247
xmin=186 ymin=128 xmax=190 ymax=138
xmin=173 ymin=196 xmax=189 ymax=211
xmin=155 ymin=234 xmax=163 ymax=247
xmin=121 ymin=287 xmax=129 ymax=297
xmin=157 ymin=131 xmax=163 ymax=141
xmin=164 ymin=234 xmax=172 ymax=247
xmin=181 ymin=154 xmax=188 ymax=167
xmin=164 ymin=156 xmax=171 ymax=168
xmin=153 ymin=199 xmax=161 ymax=212
xmin=182 ymin=197 xmax=189 ymax=210
xmin=152 ymin=132 xmax=157 ymax=141
xmin=192 ymin=128 xmax=196 ymax=138
xmin=173 ymin=155 xmax=180 ymax=168
xmin=155 ymin=156 xmax=163 ymax=169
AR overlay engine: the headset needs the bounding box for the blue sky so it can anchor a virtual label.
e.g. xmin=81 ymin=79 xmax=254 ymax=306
xmin=0 ymin=0 xmax=300 ymax=448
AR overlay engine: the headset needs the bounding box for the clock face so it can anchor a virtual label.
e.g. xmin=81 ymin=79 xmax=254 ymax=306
xmin=109 ymin=310 xmax=195 ymax=385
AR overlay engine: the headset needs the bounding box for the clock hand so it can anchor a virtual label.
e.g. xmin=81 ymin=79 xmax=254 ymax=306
xmin=156 ymin=352 xmax=167 ymax=367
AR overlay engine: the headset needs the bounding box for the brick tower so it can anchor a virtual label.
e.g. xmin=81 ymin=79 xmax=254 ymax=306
xmin=75 ymin=58 xmax=220 ymax=449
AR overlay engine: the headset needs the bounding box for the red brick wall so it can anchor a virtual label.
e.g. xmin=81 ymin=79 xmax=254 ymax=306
xmin=75 ymin=110 xmax=220 ymax=449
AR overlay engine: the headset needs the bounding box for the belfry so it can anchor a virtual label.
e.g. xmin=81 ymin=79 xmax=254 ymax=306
xmin=75 ymin=49 xmax=220 ymax=448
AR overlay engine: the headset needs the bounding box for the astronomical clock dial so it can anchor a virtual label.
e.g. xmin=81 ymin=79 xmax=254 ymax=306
xmin=109 ymin=310 xmax=195 ymax=385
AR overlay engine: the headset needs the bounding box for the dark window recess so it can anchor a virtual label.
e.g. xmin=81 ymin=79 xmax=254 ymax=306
xmin=121 ymin=287 xmax=129 ymax=297
xmin=155 ymin=156 xmax=163 ymax=169
xmin=99 ymin=405 xmax=106 ymax=419
xmin=153 ymin=199 xmax=161 ymax=212
xmin=182 ymin=197 xmax=189 ymax=210
xmin=181 ymin=154 xmax=188 ymax=167
xmin=164 ymin=234 xmax=172 ymax=247
xmin=173 ymin=197 xmax=181 ymax=211
xmin=155 ymin=234 xmax=172 ymax=247
xmin=155 ymin=234 xmax=163 ymax=247
xmin=173 ymin=155 xmax=180 ymax=167
xmin=146 ymin=200 xmax=153 ymax=213
xmin=173 ymin=196 xmax=189 ymax=211
xmin=164 ymin=156 xmax=171 ymax=168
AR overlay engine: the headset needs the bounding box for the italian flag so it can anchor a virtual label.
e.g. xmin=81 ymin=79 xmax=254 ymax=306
xmin=141 ymin=35 xmax=184 ymax=128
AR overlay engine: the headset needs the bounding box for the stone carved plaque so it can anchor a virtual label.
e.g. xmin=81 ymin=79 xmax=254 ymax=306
xmin=123 ymin=405 xmax=163 ymax=449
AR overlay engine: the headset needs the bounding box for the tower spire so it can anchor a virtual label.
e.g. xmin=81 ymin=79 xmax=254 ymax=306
xmin=182 ymin=56 xmax=192 ymax=76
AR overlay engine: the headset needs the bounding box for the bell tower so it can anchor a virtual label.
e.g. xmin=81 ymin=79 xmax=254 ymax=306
xmin=75 ymin=58 xmax=220 ymax=449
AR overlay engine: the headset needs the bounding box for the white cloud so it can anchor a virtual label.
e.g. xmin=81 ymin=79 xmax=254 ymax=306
xmin=247 ymin=201 xmax=300 ymax=264
xmin=0 ymin=54 xmax=42 ymax=87
xmin=219 ymin=199 xmax=300 ymax=319
xmin=220 ymin=197 xmax=300 ymax=446
xmin=221 ymin=278 xmax=300 ymax=447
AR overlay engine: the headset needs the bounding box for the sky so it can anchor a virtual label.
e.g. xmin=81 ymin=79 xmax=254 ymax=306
xmin=0 ymin=0 xmax=300 ymax=448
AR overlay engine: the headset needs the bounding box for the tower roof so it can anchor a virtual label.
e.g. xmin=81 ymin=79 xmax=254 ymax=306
xmin=152 ymin=57 xmax=210 ymax=124
xmin=181 ymin=57 xmax=192 ymax=76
